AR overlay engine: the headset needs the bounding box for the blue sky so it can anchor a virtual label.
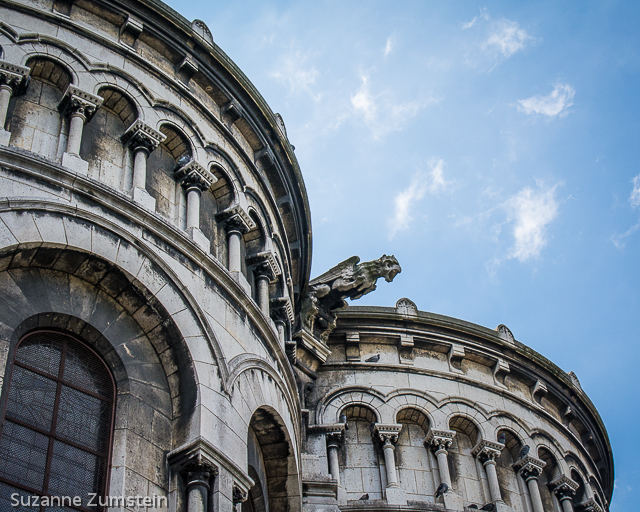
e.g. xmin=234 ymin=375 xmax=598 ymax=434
xmin=165 ymin=1 xmax=639 ymax=508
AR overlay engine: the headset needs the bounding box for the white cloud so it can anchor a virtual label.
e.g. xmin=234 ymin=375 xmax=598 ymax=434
xmin=271 ymin=50 xmax=321 ymax=101
xmin=463 ymin=7 xmax=489 ymax=30
xmin=384 ymin=36 xmax=394 ymax=57
xmin=350 ymin=73 xmax=435 ymax=139
xmin=630 ymin=174 xmax=640 ymax=208
xmin=518 ymin=84 xmax=575 ymax=117
xmin=388 ymin=159 xmax=449 ymax=239
xmin=505 ymin=184 xmax=559 ymax=261
xmin=351 ymin=74 xmax=377 ymax=123
xmin=484 ymin=19 xmax=530 ymax=58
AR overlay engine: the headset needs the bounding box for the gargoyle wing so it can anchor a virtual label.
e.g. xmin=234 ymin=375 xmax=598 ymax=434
xmin=309 ymin=256 xmax=360 ymax=287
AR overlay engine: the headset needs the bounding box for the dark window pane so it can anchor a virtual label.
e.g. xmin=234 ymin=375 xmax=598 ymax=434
xmin=47 ymin=441 xmax=104 ymax=507
xmin=0 ymin=482 xmax=38 ymax=512
xmin=5 ymin=367 xmax=56 ymax=431
xmin=56 ymin=386 xmax=111 ymax=453
xmin=15 ymin=335 xmax=63 ymax=377
xmin=63 ymin=342 xmax=112 ymax=398
xmin=0 ymin=421 xmax=48 ymax=491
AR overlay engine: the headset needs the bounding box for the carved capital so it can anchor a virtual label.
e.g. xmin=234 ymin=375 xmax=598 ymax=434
xmin=58 ymin=85 xmax=103 ymax=122
xmin=513 ymin=455 xmax=545 ymax=480
xmin=374 ymin=423 xmax=403 ymax=444
xmin=270 ymin=296 xmax=294 ymax=324
xmin=551 ymin=475 xmax=579 ymax=500
xmin=175 ymin=160 xmax=217 ymax=192
xmin=576 ymin=498 xmax=603 ymax=512
xmin=247 ymin=250 xmax=282 ymax=280
xmin=0 ymin=60 xmax=30 ymax=96
xmin=181 ymin=456 xmax=218 ymax=490
xmin=217 ymin=205 xmax=255 ymax=234
xmin=326 ymin=429 xmax=344 ymax=448
xmin=232 ymin=485 xmax=248 ymax=506
xmin=252 ymin=260 xmax=275 ymax=281
xmin=425 ymin=428 xmax=455 ymax=452
xmin=121 ymin=119 xmax=165 ymax=153
xmin=471 ymin=439 xmax=504 ymax=463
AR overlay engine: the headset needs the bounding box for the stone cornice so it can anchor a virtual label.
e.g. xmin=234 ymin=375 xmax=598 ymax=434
xmin=246 ymin=250 xmax=282 ymax=280
xmin=0 ymin=59 xmax=30 ymax=94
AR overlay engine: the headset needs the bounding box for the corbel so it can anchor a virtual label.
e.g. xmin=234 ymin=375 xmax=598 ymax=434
xmin=448 ymin=342 xmax=465 ymax=373
xmin=222 ymin=100 xmax=243 ymax=123
xmin=398 ymin=333 xmax=414 ymax=365
xmin=345 ymin=331 xmax=360 ymax=362
xmin=531 ymin=379 xmax=548 ymax=405
xmin=176 ymin=55 xmax=199 ymax=85
xmin=255 ymin=146 xmax=275 ymax=168
xmin=493 ymin=358 xmax=510 ymax=388
xmin=120 ymin=15 xmax=144 ymax=47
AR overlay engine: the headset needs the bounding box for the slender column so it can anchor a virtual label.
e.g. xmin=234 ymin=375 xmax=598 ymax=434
xmin=326 ymin=432 xmax=343 ymax=485
xmin=175 ymin=161 xmax=215 ymax=229
xmin=270 ymin=306 xmax=288 ymax=345
xmin=484 ymin=460 xmax=502 ymax=503
xmin=224 ymin=218 xmax=246 ymax=273
xmin=0 ymin=60 xmax=30 ymax=134
xmin=425 ymin=430 xmax=455 ymax=490
xmin=122 ymin=119 xmax=165 ymax=196
xmin=59 ymin=85 xmax=102 ymax=156
xmin=253 ymin=261 xmax=274 ymax=316
xmin=472 ymin=439 xmax=505 ymax=503
xmin=182 ymin=461 xmax=216 ymax=512
xmin=186 ymin=186 xmax=202 ymax=229
xmin=381 ymin=435 xmax=399 ymax=487
xmin=519 ymin=468 xmax=544 ymax=512
xmin=552 ymin=475 xmax=579 ymax=512
xmin=435 ymin=446 xmax=452 ymax=488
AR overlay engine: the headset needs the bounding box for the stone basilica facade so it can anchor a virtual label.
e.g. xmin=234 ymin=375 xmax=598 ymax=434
xmin=0 ymin=1 xmax=612 ymax=512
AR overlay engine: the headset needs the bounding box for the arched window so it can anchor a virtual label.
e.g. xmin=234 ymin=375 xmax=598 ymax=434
xmin=0 ymin=331 xmax=115 ymax=510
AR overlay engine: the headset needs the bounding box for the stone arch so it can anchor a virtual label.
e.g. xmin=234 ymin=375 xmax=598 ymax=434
xmin=89 ymin=70 xmax=156 ymax=112
xmin=531 ymin=431 xmax=569 ymax=472
xmin=538 ymin=446 xmax=561 ymax=510
xmin=448 ymin=414 xmax=484 ymax=504
xmin=570 ymin=467 xmax=589 ymax=507
xmin=248 ymin=406 xmax=301 ymax=512
xmin=7 ymin=56 xmax=73 ymax=160
xmin=487 ymin=412 xmax=531 ymax=442
xmin=316 ymin=387 xmax=385 ymax=425
xmin=96 ymin=86 xmax=138 ymax=127
xmin=440 ymin=400 xmax=488 ymax=438
xmin=385 ymin=389 xmax=439 ymax=426
xmin=495 ymin=428 xmax=526 ymax=511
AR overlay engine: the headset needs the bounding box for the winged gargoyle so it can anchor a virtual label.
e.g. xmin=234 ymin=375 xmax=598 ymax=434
xmin=300 ymin=255 xmax=401 ymax=342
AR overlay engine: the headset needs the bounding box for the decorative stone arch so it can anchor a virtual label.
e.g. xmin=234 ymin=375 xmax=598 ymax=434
xmin=385 ymin=389 xmax=438 ymax=426
xmin=17 ymin=40 xmax=92 ymax=87
xmin=531 ymin=430 xmax=570 ymax=472
xmin=89 ymin=67 xmax=157 ymax=112
xmin=438 ymin=399 xmax=489 ymax=438
xmin=316 ymin=386 xmax=385 ymax=425
xmin=154 ymin=101 xmax=208 ymax=158
xmin=487 ymin=411 xmax=531 ymax=442
xmin=567 ymin=462 xmax=590 ymax=506
xmin=95 ymin=84 xmax=139 ymax=127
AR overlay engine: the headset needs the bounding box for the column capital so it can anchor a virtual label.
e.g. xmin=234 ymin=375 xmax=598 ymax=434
xmin=0 ymin=60 xmax=30 ymax=96
xmin=471 ymin=439 xmax=504 ymax=463
xmin=181 ymin=455 xmax=218 ymax=490
xmin=326 ymin=429 xmax=344 ymax=447
xmin=513 ymin=455 xmax=545 ymax=480
xmin=232 ymin=485 xmax=248 ymax=506
xmin=247 ymin=250 xmax=282 ymax=280
xmin=217 ymin=205 xmax=255 ymax=234
xmin=121 ymin=119 xmax=165 ymax=152
xmin=175 ymin=159 xmax=217 ymax=192
xmin=551 ymin=475 xmax=579 ymax=500
xmin=373 ymin=423 xmax=403 ymax=444
xmin=575 ymin=498 xmax=603 ymax=512
xmin=425 ymin=428 xmax=455 ymax=452
xmin=58 ymin=85 xmax=103 ymax=122
xmin=270 ymin=296 xmax=295 ymax=324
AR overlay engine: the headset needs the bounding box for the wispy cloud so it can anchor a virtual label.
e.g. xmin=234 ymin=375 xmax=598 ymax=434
xmin=350 ymin=73 xmax=435 ymax=140
xmin=484 ymin=19 xmax=530 ymax=58
xmin=271 ymin=50 xmax=322 ymax=101
xmin=518 ymin=84 xmax=575 ymax=118
xmin=388 ymin=159 xmax=449 ymax=239
xmin=463 ymin=7 xmax=489 ymax=30
xmin=384 ymin=36 xmax=394 ymax=57
xmin=611 ymin=174 xmax=640 ymax=250
xmin=504 ymin=184 xmax=559 ymax=261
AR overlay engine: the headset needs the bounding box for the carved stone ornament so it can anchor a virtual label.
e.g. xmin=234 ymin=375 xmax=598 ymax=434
xmin=216 ymin=205 xmax=255 ymax=234
xmin=247 ymin=250 xmax=282 ymax=280
xmin=551 ymin=475 xmax=579 ymax=500
xmin=270 ymin=296 xmax=294 ymax=324
xmin=182 ymin=455 xmax=218 ymax=490
xmin=300 ymin=255 xmax=401 ymax=342
xmin=174 ymin=160 xmax=217 ymax=192
xmin=425 ymin=428 xmax=456 ymax=451
xmin=232 ymin=485 xmax=248 ymax=505
xmin=513 ymin=455 xmax=546 ymax=479
xmin=121 ymin=119 xmax=165 ymax=152
xmin=0 ymin=60 xmax=30 ymax=96
xmin=471 ymin=439 xmax=504 ymax=463
xmin=395 ymin=297 xmax=417 ymax=315
xmin=373 ymin=423 xmax=403 ymax=444
xmin=58 ymin=85 xmax=103 ymax=122
xmin=495 ymin=324 xmax=515 ymax=343
xmin=192 ymin=19 xmax=214 ymax=45
xmin=575 ymin=498 xmax=603 ymax=512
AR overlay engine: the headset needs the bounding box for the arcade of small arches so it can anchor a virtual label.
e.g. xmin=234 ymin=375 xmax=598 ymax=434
xmin=0 ymin=47 xmax=295 ymax=345
xmin=312 ymin=390 xmax=607 ymax=512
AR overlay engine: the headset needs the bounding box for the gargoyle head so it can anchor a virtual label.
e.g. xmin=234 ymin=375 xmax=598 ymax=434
xmin=379 ymin=255 xmax=401 ymax=282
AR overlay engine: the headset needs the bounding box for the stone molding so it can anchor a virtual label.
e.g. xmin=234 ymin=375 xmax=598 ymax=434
xmin=270 ymin=296 xmax=295 ymax=324
xmin=121 ymin=119 xmax=165 ymax=152
xmin=575 ymin=498 xmax=603 ymax=512
xmin=373 ymin=423 xmax=403 ymax=444
xmin=425 ymin=428 xmax=456 ymax=451
xmin=513 ymin=455 xmax=546 ymax=479
xmin=471 ymin=439 xmax=504 ymax=462
xmin=58 ymin=85 xmax=103 ymax=122
xmin=247 ymin=250 xmax=282 ymax=280
xmin=0 ymin=60 xmax=30 ymax=95
xmin=174 ymin=160 xmax=217 ymax=192
xmin=551 ymin=475 xmax=579 ymax=500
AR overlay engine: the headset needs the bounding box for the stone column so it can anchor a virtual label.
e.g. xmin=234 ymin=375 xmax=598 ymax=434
xmin=514 ymin=456 xmax=546 ymax=512
xmin=270 ymin=307 xmax=288 ymax=345
xmin=175 ymin=160 xmax=217 ymax=252
xmin=0 ymin=60 xmax=30 ymax=146
xmin=425 ymin=429 xmax=455 ymax=489
xmin=472 ymin=439 xmax=505 ymax=504
xmin=121 ymin=119 xmax=165 ymax=210
xmin=182 ymin=460 xmax=217 ymax=512
xmin=59 ymin=85 xmax=103 ymax=174
xmin=326 ymin=431 xmax=342 ymax=486
xmin=253 ymin=261 xmax=274 ymax=316
xmin=552 ymin=475 xmax=579 ymax=512
xmin=217 ymin=206 xmax=254 ymax=294
xmin=374 ymin=424 xmax=406 ymax=505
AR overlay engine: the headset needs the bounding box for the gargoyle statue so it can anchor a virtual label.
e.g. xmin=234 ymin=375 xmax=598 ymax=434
xmin=301 ymin=255 xmax=401 ymax=341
